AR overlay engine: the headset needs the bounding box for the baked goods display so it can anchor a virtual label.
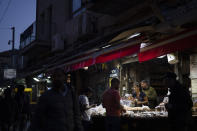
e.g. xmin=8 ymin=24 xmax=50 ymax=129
xmin=90 ymin=104 xmax=106 ymax=116
xmin=124 ymin=105 xmax=150 ymax=111
xmin=90 ymin=102 xmax=168 ymax=118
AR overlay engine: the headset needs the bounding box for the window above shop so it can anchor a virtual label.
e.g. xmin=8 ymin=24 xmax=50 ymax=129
xmin=72 ymin=0 xmax=82 ymax=12
xmin=72 ymin=0 xmax=86 ymax=17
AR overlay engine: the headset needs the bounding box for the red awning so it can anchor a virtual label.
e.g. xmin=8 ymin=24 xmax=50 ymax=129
xmin=138 ymin=29 xmax=197 ymax=62
xmin=65 ymin=43 xmax=140 ymax=71
xmin=64 ymin=58 xmax=95 ymax=72
xmin=96 ymin=44 xmax=140 ymax=64
xmin=70 ymin=58 xmax=95 ymax=71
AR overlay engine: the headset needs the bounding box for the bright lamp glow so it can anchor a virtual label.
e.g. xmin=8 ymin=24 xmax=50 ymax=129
xmin=140 ymin=43 xmax=148 ymax=48
xmin=102 ymin=45 xmax=111 ymax=49
xmin=157 ymin=55 xmax=166 ymax=59
xmin=83 ymin=67 xmax=88 ymax=70
xmin=127 ymin=33 xmax=141 ymax=39
xmin=33 ymin=78 xmax=40 ymax=82
xmin=46 ymin=79 xmax=51 ymax=83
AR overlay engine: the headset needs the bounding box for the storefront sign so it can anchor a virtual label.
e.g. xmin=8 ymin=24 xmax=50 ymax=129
xmin=167 ymin=53 xmax=179 ymax=64
xmin=4 ymin=69 xmax=16 ymax=79
xmin=110 ymin=68 xmax=119 ymax=78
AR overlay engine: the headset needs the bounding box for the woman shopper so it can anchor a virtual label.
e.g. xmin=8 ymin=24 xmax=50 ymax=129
xmin=132 ymin=82 xmax=148 ymax=107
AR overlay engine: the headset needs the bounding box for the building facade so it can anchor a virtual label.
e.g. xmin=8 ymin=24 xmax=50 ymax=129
xmin=0 ymin=50 xmax=19 ymax=87
xmin=19 ymin=0 xmax=197 ymax=98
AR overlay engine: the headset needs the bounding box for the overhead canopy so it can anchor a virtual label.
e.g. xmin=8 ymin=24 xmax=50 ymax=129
xmin=138 ymin=29 xmax=197 ymax=62
xmin=69 ymin=58 xmax=95 ymax=71
xmin=65 ymin=43 xmax=140 ymax=71
xmin=63 ymin=28 xmax=197 ymax=71
xmin=109 ymin=26 xmax=153 ymax=43
xmin=96 ymin=44 xmax=140 ymax=64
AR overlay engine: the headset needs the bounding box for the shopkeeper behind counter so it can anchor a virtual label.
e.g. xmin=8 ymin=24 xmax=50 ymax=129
xmin=141 ymin=80 xmax=158 ymax=108
xmin=132 ymin=82 xmax=148 ymax=107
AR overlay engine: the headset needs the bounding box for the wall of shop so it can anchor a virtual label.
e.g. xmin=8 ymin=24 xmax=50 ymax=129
xmin=190 ymin=54 xmax=197 ymax=100
xmin=36 ymin=0 xmax=70 ymax=43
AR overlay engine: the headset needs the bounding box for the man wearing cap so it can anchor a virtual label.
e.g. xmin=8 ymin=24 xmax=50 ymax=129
xmin=141 ymin=80 xmax=157 ymax=108
xmin=164 ymin=72 xmax=193 ymax=131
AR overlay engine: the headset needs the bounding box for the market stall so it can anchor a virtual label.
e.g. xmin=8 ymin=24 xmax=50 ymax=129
xmin=63 ymin=28 xmax=197 ymax=131
xmin=88 ymin=102 xmax=197 ymax=131
xmin=76 ymin=51 xmax=197 ymax=131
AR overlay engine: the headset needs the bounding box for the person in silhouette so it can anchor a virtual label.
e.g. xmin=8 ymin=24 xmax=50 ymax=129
xmin=102 ymin=78 xmax=126 ymax=131
xmin=164 ymin=72 xmax=193 ymax=131
xmin=0 ymin=88 xmax=18 ymax=131
xmin=30 ymin=68 xmax=83 ymax=131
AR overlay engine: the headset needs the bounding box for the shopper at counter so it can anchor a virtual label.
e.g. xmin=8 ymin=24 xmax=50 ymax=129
xmin=141 ymin=80 xmax=157 ymax=108
xmin=158 ymin=88 xmax=170 ymax=107
xmin=132 ymin=82 xmax=148 ymax=107
xmin=102 ymin=78 xmax=126 ymax=131
xmin=79 ymin=88 xmax=96 ymax=131
xmin=29 ymin=68 xmax=83 ymax=131
xmin=164 ymin=72 xmax=193 ymax=131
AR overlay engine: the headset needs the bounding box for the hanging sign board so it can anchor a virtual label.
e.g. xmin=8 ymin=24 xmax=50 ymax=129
xmin=4 ymin=69 xmax=16 ymax=79
xmin=167 ymin=53 xmax=179 ymax=64
xmin=110 ymin=68 xmax=119 ymax=78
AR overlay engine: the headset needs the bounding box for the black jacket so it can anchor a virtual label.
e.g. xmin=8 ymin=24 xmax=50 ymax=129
xmin=166 ymin=82 xmax=193 ymax=122
xmin=30 ymin=87 xmax=83 ymax=131
xmin=0 ymin=97 xmax=18 ymax=124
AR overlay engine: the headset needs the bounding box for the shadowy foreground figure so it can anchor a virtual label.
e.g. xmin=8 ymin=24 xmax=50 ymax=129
xmin=29 ymin=68 xmax=83 ymax=131
xmin=0 ymin=88 xmax=18 ymax=131
xmin=15 ymin=85 xmax=30 ymax=131
xmin=164 ymin=72 xmax=193 ymax=131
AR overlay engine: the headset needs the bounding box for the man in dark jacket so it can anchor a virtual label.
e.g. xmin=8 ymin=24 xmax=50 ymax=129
xmin=164 ymin=72 xmax=193 ymax=131
xmin=0 ymin=88 xmax=18 ymax=131
xmin=15 ymin=85 xmax=30 ymax=131
xmin=30 ymin=68 xmax=83 ymax=131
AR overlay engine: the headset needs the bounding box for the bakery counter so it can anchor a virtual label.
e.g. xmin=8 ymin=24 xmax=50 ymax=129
xmin=90 ymin=115 xmax=197 ymax=131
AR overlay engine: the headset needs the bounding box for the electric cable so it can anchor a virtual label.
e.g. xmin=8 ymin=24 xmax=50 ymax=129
xmin=0 ymin=0 xmax=12 ymax=24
